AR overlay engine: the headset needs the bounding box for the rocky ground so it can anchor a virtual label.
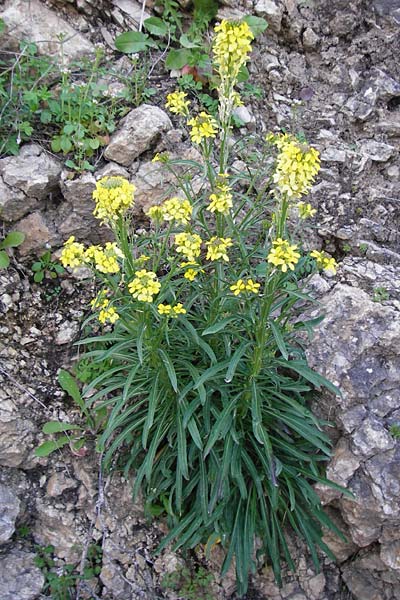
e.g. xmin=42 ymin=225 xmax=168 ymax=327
xmin=0 ymin=0 xmax=400 ymax=599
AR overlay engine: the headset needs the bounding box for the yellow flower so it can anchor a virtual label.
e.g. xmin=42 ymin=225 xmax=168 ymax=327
xmin=152 ymin=152 xmax=169 ymax=163
xmin=310 ymin=250 xmax=338 ymax=274
xmin=147 ymin=205 xmax=164 ymax=222
xmin=90 ymin=291 xmax=119 ymax=325
xmin=180 ymin=261 xmax=203 ymax=281
xmin=92 ymin=176 xmax=135 ymax=224
xmin=165 ymin=91 xmax=190 ymax=116
xmin=128 ymin=269 xmax=161 ymax=303
xmin=230 ymin=278 xmax=260 ymax=296
xmin=157 ymin=303 xmax=172 ymax=315
xmin=187 ymin=112 xmax=218 ymax=144
xmin=272 ymin=135 xmax=320 ymax=199
xmin=297 ymin=201 xmax=317 ymax=219
xmin=267 ymin=238 xmax=300 ymax=272
xmin=174 ymin=232 xmax=202 ymax=262
xmin=205 ymin=236 xmax=233 ymax=262
xmin=162 ymin=197 xmax=192 ymax=225
xmin=213 ymin=20 xmax=254 ymax=81
xmin=158 ymin=302 xmax=187 ymax=318
xmin=207 ymin=181 xmax=233 ymax=214
xmin=85 ymin=242 xmax=124 ymax=274
xmin=60 ymin=236 xmax=86 ymax=268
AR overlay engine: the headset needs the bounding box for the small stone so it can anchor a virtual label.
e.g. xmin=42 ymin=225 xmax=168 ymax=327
xmin=321 ymin=147 xmax=347 ymax=163
xmin=0 ymin=483 xmax=21 ymax=543
xmin=254 ymin=0 xmax=283 ymax=32
xmin=0 ymin=549 xmax=44 ymax=600
xmin=105 ymin=104 xmax=172 ymax=166
xmin=16 ymin=212 xmax=54 ymax=256
xmin=352 ymin=416 xmax=395 ymax=457
xmin=387 ymin=165 xmax=399 ymax=179
xmin=380 ymin=541 xmax=400 ymax=570
xmin=0 ymin=0 xmax=94 ymax=60
xmin=55 ymin=320 xmax=79 ymax=345
xmin=46 ymin=472 xmax=77 ymax=497
xmin=302 ymin=27 xmax=320 ymax=49
xmin=232 ymin=105 xmax=255 ymax=126
xmin=359 ymin=139 xmax=395 ymax=162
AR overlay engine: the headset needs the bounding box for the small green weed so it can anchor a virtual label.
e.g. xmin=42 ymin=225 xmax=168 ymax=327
xmin=342 ymin=243 xmax=351 ymax=253
xmin=389 ymin=424 xmax=400 ymax=439
xmin=32 ymin=250 xmax=65 ymax=283
xmin=0 ymin=231 xmax=25 ymax=269
xmin=34 ymin=543 xmax=102 ymax=600
xmin=358 ymin=243 xmax=368 ymax=255
xmin=35 ymin=369 xmax=105 ymax=458
xmin=15 ymin=522 xmax=31 ymax=539
xmin=162 ymin=566 xmax=215 ymax=600
xmin=372 ymin=286 xmax=389 ymax=302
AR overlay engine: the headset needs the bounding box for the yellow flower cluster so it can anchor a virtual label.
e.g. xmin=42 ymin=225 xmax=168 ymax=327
xmin=213 ymin=20 xmax=254 ymax=80
xmin=165 ymin=91 xmax=190 ymax=116
xmin=128 ymin=269 xmax=161 ymax=303
xmin=174 ymin=232 xmax=202 ymax=262
xmin=180 ymin=261 xmax=203 ymax=281
xmin=230 ymin=278 xmax=260 ymax=296
xmin=147 ymin=205 xmax=164 ymax=222
xmin=60 ymin=236 xmax=86 ymax=268
xmin=161 ymin=197 xmax=192 ymax=225
xmin=85 ymin=242 xmax=124 ymax=274
xmin=297 ymin=201 xmax=316 ymax=219
xmin=187 ymin=112 xmax=218 ymax=144
xmin=206 ymin=236 xmax=233 ymax=262
xmin=310 ymin=250 xmax=338 ymax=274
xmin=272 ymin=135 xmax=320 ymax=199
xmin=208 ymin=181 xmax=233 ymax=214
xmin=267 ymin=238 xmax=300 ymax=272
xmin=92 ymin=176 xmax=135 ymax=223
xmin=90 ymin=290 xmax=119 ymax=325
xmin=157 ymin=303 xmax=187 ymax=317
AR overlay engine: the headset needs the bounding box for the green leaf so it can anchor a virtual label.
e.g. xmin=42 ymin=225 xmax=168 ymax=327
xmin=179 ymin=34 xmax=201 ymax=49
xmin=242 ymin=15 xmax=269 ymax=37
xmin=2 ymin=231 xmax=25 ymax=248
xmin=31 ymin=262 xmax=42 ymax=272
xmin=225 ymin=342 xmax=250 ymax=383
xmin=34 ymin=436 xmax=70 ymax=457
xmin=89 ymin=138 xmax=100 ymax=150
xmin=0 ymin=251 xmax=10 ymax=269
xmin=60 ymin=136 xmax=72 ymax=153
xmin=42 ymin=421 xmax=82 ymax=434
xmin=165 ymin=48 xmax=194 ymax=70
xmin=115 ymin=31 xmax=150 ymax=53
xmin=269 ymin=321 xmax=288 ymax=360
xmin=282 ymin=360 xmax=341 ymax=395
xmin=144 ymin=17 xmax=168 ymax=37
xmin=158 ymin=349 xmax=178 ymax=392
xmin=51 ymin=137 xmax=61 ymax=153
xmin=202 ymin=317 xmax=236 ymax=336
xmin=58 ymin=369 xmax=85 ymax=410
xmin=33 ymin=271 xmax=44 ymax=283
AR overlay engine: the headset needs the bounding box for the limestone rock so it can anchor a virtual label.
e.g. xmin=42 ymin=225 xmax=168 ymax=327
xmin=0 ymin=0 xmax=94 ymax=60
xmin=0 ymin=144 xmax=62 ymax=222
xmin=16 ymin=212 xmax=55 ymax=256
xmin=33 ymin=498 xmax=85 ymax=562
xmin=307 ymin=283 xmax=400 ymax=554
xmin=0 ymin=549 xmax=44 ymax=600
xmin=359 ymin=139 xmax=395 ymax=162
xmin=132 ymin=147 xmax=203 ymax=214
xmin=255 ymin=0 xmax=283 ymax=32
xmin=104 ymin=105 xmax=172 ymax=166
xmin=0 ymin=483 xmax=21 ymax=543
xmin=58 ymin=172 xmax=112 ymax=244
xmin=0 ymin=387 xmax=37 ymax=468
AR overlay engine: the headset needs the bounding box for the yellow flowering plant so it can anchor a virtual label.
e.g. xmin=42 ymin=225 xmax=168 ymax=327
xmin=66 ymin=19 xmax=348 ymax=598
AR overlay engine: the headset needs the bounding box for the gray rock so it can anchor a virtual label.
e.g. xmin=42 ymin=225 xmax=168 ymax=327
xmin=380 ymin=540 xmax=400 ymax=570
xmin=104 ymin=104 xmax=172 ymax=166
xmin=55 ymin=320 xmax=80 ymax=345
xmin=0 ymin=387 xmax=37 ymax=468
xmin=359 ymin=139 xmax=395 ymax=162
xmin=16 ymin=212 xmax=55 ymax=256
xmin=0 ymin=549 xmax=44 ymax=600
xmin=255 ymin=0 xmax=283 ymax=32
xmin=58 ymin=171 xmax=112 ymax=244
xmin=0 ymin=483 xmax=21 ymax=543
xmin=351 ymin=416 xmax=396 ymax=457
xmin=0 ymin=0 xmax=94 ymax=60
xmin=0 ymin=144 xmax=61 ymax=222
